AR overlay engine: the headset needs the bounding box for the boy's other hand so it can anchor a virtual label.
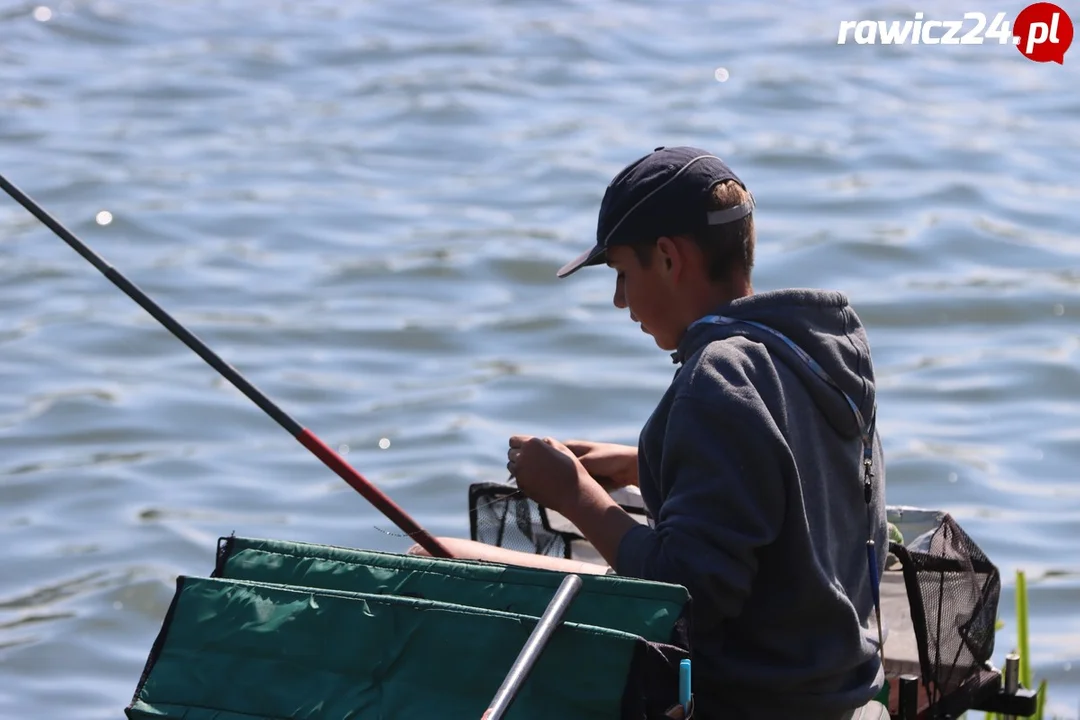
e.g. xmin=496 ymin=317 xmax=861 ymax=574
xmin=561 ymin=440 xmax=639 ymax=489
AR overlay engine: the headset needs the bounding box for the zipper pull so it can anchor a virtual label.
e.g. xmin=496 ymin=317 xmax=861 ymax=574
xmin=863 ymin=458 xmax=873 ymax=505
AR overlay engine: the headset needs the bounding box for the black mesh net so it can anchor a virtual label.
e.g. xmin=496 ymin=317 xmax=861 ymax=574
xmin=891 ymin=512 xmax=1002 ymax=718
xmin=468 ymin=482 xmax=572 ymax=558
xmin=468 ymin=482 xmax=651 ymax=563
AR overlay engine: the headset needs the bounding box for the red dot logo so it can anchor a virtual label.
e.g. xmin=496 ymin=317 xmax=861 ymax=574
xmin=1014 ymin=2 xmax=1074 ymax=63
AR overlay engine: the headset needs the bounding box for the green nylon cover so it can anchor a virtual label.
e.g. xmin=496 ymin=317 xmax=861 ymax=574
xmin=127 ymin=576 xmax=642 ymax=720
xmin=216 ymin=536 xmax=689 ymax=645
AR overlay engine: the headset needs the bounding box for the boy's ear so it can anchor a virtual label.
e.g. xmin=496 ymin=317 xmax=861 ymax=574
xmin=655 ymin=236 xmax=681 ymax=277
xmin=654 ymin=236 xmax=670 ymax=266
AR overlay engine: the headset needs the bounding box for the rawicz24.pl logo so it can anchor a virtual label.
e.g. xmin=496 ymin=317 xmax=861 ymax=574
xmin=836 ymin=2 xmax=1074 ymax=64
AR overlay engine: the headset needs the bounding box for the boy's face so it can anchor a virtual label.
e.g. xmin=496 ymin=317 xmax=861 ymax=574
xmin=607 ymin=244 xmax=682 ymax=351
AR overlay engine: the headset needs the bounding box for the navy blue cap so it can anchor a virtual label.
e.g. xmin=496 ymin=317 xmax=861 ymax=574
xmin=557 ymin=146 xmax=754 ymax=278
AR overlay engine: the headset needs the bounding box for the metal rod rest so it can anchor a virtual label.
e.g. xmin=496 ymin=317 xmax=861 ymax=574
xmin=484 ymin=574 xmax=583 ymax=720
xmin=1003 ymin=652 xmax=1020 ymax=720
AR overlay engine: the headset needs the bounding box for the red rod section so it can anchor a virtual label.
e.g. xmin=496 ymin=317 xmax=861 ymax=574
xmin=296 ymin=429 xmax=451 ymax=557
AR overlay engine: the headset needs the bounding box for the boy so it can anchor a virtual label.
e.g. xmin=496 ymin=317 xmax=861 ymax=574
xmin=422 ymin=146 xmax=888 ymax=719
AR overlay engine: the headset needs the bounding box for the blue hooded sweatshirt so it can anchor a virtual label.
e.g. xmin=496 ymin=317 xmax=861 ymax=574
xmin=616 ymin=288 xmax=888 ymax=720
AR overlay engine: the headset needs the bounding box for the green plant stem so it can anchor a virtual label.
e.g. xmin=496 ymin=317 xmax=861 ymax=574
xmin=1017 ymin=569 xmax=1031 ymax=691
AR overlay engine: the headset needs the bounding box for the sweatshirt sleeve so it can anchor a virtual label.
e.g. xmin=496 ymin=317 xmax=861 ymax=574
xmin=615 ymin=383 xmax=791 ymax=624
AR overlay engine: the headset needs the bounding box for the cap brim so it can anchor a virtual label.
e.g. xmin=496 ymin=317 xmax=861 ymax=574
xmin=556 ymin=243 xmax=607 ymax=278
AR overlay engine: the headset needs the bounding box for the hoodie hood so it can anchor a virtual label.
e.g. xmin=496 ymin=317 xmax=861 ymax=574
xmin=672 ymin=289 xmax=876 ymax=440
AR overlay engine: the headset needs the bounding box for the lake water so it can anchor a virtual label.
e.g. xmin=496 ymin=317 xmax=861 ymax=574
xmin=1 ymin=0 xmax=1078 ymax=716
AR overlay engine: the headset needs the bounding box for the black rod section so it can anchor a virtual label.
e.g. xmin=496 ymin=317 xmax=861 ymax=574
xmin=0 ymin=173 xmax=301 ymax=435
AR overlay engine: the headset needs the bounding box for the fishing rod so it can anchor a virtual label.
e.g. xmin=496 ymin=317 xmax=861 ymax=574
xmin=0 ymin=173 xmax=453 ymax=559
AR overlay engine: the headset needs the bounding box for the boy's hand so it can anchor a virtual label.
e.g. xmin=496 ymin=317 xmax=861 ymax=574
xmin=507 ymin=435 xmax=641 ymax=571
xmin=508 ymin=435 xmax=594 ymax=515
xmin=562 ymin=440 xmax=639 ymax=489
